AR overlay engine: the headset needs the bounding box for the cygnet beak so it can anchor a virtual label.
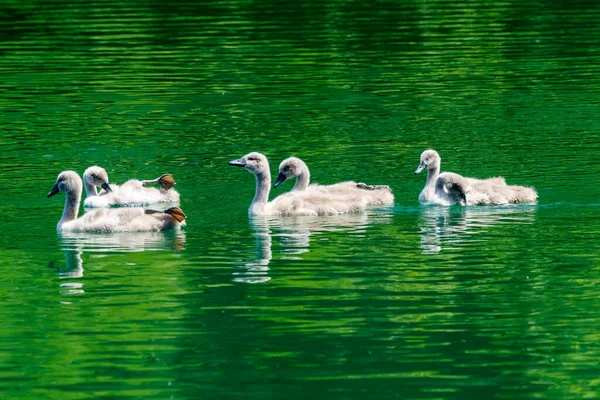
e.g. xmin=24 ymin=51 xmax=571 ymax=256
xmin=47 ymin=184 xmax=60 ymax=198
xmin=229 ymin=158 xmax=247 ymax=167
xmin=414 ymin=162 xmax=427 ymax=175
xmin=273 ymin=172 xmax=287 ymax=188
xmin=101 ymin=182 xmax=112 ymax=193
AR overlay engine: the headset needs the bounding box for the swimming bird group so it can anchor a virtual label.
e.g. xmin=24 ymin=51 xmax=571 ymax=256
xmin=48 ymin=167 xmax=185 ymax=233
xmin=228 ymin=152 xmax=394 ymax=216
xmin=47 ymin=149 xmax=537 ymax=231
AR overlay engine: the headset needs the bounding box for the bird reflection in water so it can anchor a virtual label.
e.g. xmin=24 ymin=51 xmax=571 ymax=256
xmin=51 ymin=230 xmax=186 ymax=295
xmin=233 ymin=211 xmax=393 ymax=284
xmin=58 ymin=249 xmax=85 ymax=295
xmin=419 ymin=205 xmax=536 ymax=255
xmin=233 ymin=218 xmax=273 ymax=284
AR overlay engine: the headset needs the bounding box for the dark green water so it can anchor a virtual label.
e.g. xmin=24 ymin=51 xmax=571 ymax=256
xmin=1 ymin=0 xmax=600 ymax=398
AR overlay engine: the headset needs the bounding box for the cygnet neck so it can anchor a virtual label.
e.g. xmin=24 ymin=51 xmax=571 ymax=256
xmin=250 ymin=169 xmax=271 ymax=216
xmin=424 ymin=163 xmax=440 ymax=198
xmin=83 ymin=179 xmax=98 ymax=198
xmin=59 ymin=186 xmax=81 ymax=230
xmin=293 ymin=163 xmax=310 ymax=191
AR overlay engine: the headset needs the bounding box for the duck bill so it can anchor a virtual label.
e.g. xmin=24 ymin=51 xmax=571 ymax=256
xmin=101 ymin=182 xmax=112 ymax=193
xmin=228 ymin=158 xmax=246 ymax=167
xmin=47 ymin=184 xmax=60 ymax=198
xmin=273 ymin=172 xmax=287 ymax=188
xmin=414 ymin=162 xmax=427 ymax=175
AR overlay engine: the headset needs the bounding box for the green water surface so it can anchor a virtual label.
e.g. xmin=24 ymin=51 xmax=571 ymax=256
xmin=1 ymin=0 xmax=600 ymax=399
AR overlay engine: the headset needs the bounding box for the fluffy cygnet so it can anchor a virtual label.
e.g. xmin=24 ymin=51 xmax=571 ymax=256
xmin=273 ymin=156 xmax=394 ymax=206
xmin=83 ymin=166 xmax=179 ymax=207
xmin=415 ymin=149 xmax=537 ymax=206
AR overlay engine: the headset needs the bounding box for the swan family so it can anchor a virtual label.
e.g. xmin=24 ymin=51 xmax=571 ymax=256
xmin=48 ymin=149 xmax=538 ymax=231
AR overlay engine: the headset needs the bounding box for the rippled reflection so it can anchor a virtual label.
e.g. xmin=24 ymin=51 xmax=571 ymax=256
xmin=51 ymin=230 xmax=186 ymax=295
xmin=233 ymin=219 xmax=273 ymax=284
xmin=419 ymin=205 xmax=537 ymax=254
xmin=234 ymin=211 xmax=393 ymax=283
xmin=58 ymin=249 xmax=84 ymax=279
xmin=60 ymin=230 xmax=186 ymax=253
xmin=55 ymin=250 xmax=85 ymax=296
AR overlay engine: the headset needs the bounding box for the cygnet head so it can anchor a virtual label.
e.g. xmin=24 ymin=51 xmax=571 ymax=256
xmin=83 ymin=166 xmax=112 ymax=192
xmin=228 ymin=152 xmax=270 ymax=175
xmin=274 ymin=156 xmax=304 ymax=188
xmin=414 ymin=149 xmax=441 ymax=175
xmin=47 ymin=170 xmax=83 ymax=198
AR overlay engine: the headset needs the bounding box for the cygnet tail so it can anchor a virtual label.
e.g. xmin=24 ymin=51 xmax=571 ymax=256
xmin=508 ymin=185 xmax=538 ymax=203
xmin=157 ymin=174 xmax=176 ymax=190
xmin=145 ymin=206 xmax=187 ymax=222
xmin=355 ymin=183 xmax=392 ymax=191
